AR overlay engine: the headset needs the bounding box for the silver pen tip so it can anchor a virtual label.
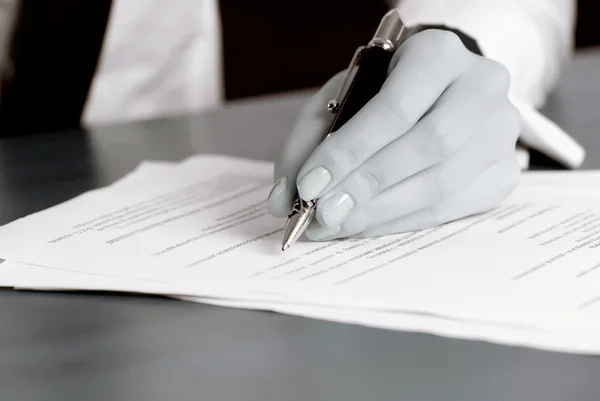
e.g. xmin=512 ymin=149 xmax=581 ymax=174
xmin=281 ymin=198 xmax=316 ymax=252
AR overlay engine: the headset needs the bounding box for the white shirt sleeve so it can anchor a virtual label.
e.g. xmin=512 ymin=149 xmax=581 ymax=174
xmin=389 ymin=0 xmax=585 ymax=169
xmin=82 ymin=0 xmax=223 ymax=127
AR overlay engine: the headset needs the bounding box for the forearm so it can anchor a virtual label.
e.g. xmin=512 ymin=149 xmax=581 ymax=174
xmin=392 ymin=0 xmax=576 ymax=108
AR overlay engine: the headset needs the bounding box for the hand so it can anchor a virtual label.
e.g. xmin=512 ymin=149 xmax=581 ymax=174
xmin=267 ymin=29 xmax=522 ymax=240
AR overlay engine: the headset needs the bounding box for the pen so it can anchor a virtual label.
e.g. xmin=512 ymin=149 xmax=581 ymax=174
xmin=281 ymin=9 xmax=413 ymax=251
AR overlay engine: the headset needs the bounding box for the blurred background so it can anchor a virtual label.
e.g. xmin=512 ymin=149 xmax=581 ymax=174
xmin=572 ymin=0 xmax=600 ymax=49
xmin=0 ymin=0 xmax=598 ymax=136
xmin=221 ymin=0 xmax=599 ymax=100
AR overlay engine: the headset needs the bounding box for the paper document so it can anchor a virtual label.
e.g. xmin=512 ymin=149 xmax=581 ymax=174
xmin=2 ymin=154 xmax=600 ymax=354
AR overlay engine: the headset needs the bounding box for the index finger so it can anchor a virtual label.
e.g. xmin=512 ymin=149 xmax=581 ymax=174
xmin=295 ymin=30 xmax=472 ymax=202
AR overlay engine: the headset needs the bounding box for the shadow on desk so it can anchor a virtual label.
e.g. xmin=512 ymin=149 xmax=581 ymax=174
xmin=0 ymin=131 xmax=102 ymax=223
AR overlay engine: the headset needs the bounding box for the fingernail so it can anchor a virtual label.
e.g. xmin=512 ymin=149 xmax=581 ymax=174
xmin=268 ymin=177 xmax=287 ymax=200
xmin=297 ymin=167 xmax=332 ymax=200
xmin=319 ymin=192 xmax=355 ymax=228
xmin=305 ymin=223 xmax=341 ymax=241
xmin=267 ymin=177 xmax=287 ymax=214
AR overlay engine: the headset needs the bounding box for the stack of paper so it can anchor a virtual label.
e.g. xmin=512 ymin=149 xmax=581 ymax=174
xmin=2 ymin=154 xmax=600 ymax=354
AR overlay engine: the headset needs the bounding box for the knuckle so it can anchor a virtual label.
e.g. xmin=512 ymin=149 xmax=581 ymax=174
xmin=402 ymin=30 xmax=469 ymax=69
xmin=358 ymin=169 xmax=382 ymax=196
xmin=400 ymin=29 xmax=429 ymax=51
xmin=481 ymin=59 xmax=511 ymax=92
xmin=423 ymin=29 xmax=465 ymax=53
xmin=332 ymin=146 xmax=358 ymax=169
xmin=428 ymin=117 xmax=449 ymax=141
xmin=319 ymin=142 xmax=358 ymax=173
xmin=384 ymin=95 xmax=417 ymax=128
xmin=423 ymin=118 xmax=457 ymax=160
xmin=342 ymin=169 xmax=382 ymax=204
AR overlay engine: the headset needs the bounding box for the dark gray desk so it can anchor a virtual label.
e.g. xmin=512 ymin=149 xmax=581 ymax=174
xmin=1 ymin=51 xmax=600 ymax=401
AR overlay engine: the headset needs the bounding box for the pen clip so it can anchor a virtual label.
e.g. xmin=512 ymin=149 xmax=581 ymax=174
xmin=327 ymin=45 xmax=366 ymax=114
xmin=327 ymin=11 xmax=413 ymax=115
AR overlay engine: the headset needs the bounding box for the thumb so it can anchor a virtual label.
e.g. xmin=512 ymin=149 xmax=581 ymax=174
xmin=267 ymin=71 xmax=344 ymax=218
